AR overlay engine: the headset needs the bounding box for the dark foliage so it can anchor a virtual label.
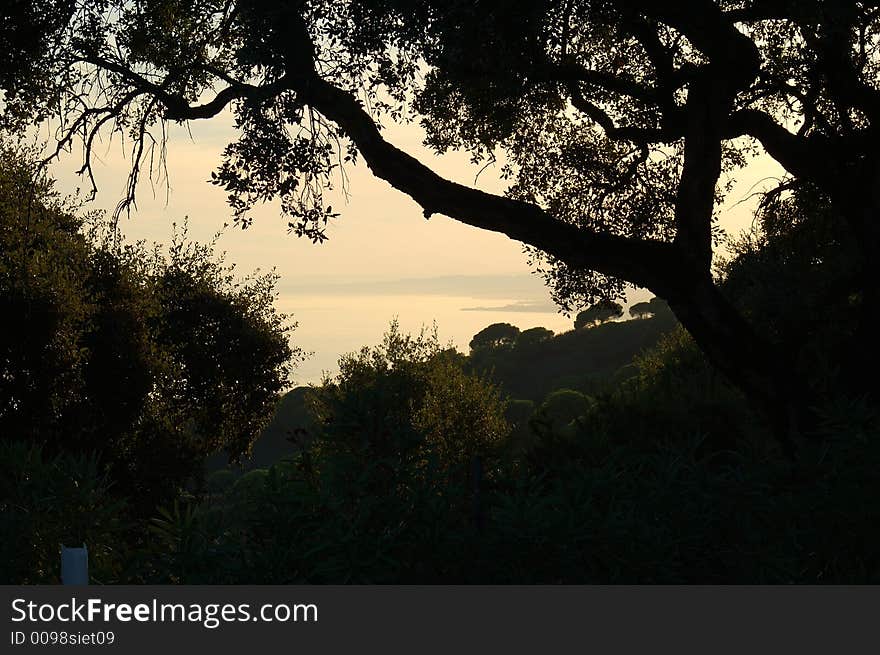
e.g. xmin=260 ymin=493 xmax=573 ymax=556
xmin=467 ymin=306 xmax=678 ymax=402
xmin=0 ymin=145 xmax=299 ymax=511
xmin=469 ymin=322 xmax=521 ymax=351
xmin=0 ymin=441 xmax=128 ymax=584
xmin=574 ymin=300 xmax=625 ymax=329
xmin=5 ymin=1 xmax=880 ymax=429
xmin=131 ymin=327 xmax=880 ymax=583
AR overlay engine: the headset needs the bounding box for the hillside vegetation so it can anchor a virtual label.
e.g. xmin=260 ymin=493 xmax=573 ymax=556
xmin=240 ymin=305 xmax=678 ymax=470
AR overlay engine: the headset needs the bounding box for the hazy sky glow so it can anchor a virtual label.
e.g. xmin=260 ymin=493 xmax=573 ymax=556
xmin=46 ymin=111 xmax=784 ymax=384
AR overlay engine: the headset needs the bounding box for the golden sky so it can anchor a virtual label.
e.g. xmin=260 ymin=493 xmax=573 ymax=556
xmin=49 ymin=112 xmax=531 ymax=281
xmin=46 ymin=112 xmax=785 ymax=382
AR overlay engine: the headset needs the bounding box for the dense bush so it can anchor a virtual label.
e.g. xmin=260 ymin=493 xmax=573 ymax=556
xmin=0 ymin=442 xmax=128 ymax=584
xmin=309 ymin=322 xmax=508 ymax=478
xmin=133 ymin=397 xmax=880 ymax=583
xmin=131 ymin=324 xmax=880 ymax=584
xmin=0 ymin=144 xmax=299 ymax=510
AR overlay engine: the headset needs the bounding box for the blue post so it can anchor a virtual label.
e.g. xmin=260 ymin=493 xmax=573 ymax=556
xmin=61 ymin=544 xmax=88 ymax=584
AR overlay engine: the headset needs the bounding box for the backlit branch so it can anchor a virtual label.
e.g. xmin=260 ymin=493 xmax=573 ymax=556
xmin=295 ymin=74 xmax=685 ymax=295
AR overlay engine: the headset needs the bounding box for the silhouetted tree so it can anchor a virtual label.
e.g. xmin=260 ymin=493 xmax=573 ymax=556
xmin=311 ymin=322 xmax=509 ymax=478
xmin=575 ymin=300 xmax=624 ymax=329
xmin=8 ymin=1 xmax=880 ymax=437
xmin=0 ymin=144 xmax=299 ymax=509
xmin=630 ymin=296 xmax=671 ymax=320
xmin=516 ymin=326 xmax=554 ymax=347
xmin=504 ymin=399 xmax=535 ymax=431
xmin=720 ymin=181 xmax=866 ymax=401
xmin=0 ymin=0 xmax=75 ymax=129
xmin=629 ymin=302 xmax=653 ymax=320
xmin=533 ymin=388 xmax=596 ymax=434
xmin=470 ymin=323 xmax=521 ymax=351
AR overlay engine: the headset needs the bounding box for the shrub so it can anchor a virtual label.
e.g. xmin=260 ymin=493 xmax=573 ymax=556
xmin=0 ymin=144 xmax=299 ymax=511
xmin=0 ymin=442 xmax=128 ymax=584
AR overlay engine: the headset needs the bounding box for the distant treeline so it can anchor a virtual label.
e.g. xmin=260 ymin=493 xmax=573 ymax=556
xmin=244 ymin=303 xmax=678 ymax=470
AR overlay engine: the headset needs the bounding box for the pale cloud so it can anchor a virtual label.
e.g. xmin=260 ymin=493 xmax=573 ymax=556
xmin=461 ymin=301 xmax=559 ymax=313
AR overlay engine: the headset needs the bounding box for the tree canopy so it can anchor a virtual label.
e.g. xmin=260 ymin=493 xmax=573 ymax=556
xmin=630 ymin=296 xmax=671 ymax=319
xmin=470 ymin=322 xmax=521 ymax=351
xmin=4 ymin=0 xmax=880 ymax=437
xmin=311 ymin=321 xmax=509 ymax=476
xmin=574 ymin=300 xmax=624 ymax=329
xmin=516 ymin=326 xmax=555 ymax=347
xmin=0 ymin=143 xmax=299 ymax=508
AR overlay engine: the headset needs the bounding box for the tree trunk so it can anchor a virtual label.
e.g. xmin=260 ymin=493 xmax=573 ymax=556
xmin=839 ymin=168 xmax=880 ymax=397
xmin=664 ymin=277 xmax=802 ymax=455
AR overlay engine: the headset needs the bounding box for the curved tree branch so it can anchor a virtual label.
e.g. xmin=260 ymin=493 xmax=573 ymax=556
xmin=568 ymin=86 xmax=682 ymax=144
xmin=727 ymin=109 xmax=836 ymax=185
xmin=294 ymin=74 xmax=684 ymax=295
xmin=83 ymin=54 xmax=292 ymax=121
